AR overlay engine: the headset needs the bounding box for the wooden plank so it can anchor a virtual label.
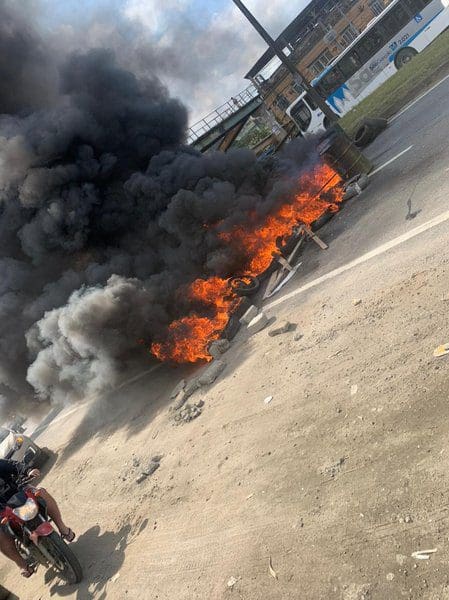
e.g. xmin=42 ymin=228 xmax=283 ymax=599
xmin=263 ymin=268 xmax=282 ymax=299
xmin=277 ymin=256 xmax=294 ymax=272
xmin=301 ymin=225 xmax=328 ymax=250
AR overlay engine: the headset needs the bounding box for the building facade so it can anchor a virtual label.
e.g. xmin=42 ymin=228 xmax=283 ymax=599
xmin=245 ymin=0 xmax=393 ymax=127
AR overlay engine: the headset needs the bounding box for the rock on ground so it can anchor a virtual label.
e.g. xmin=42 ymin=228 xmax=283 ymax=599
xmin=198 ymin=360 xmax=226 ymax=386
xmin=208 ymin=339 xmax=230 ymax=359
xmin=247 ymin=312 xmax=268 ymax=335
xmin=268 ymin=320 xmax=296 ymax=337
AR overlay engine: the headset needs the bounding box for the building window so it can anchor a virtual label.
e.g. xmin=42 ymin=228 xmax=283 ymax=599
xmin=370 ymin=0 xmax=385 ymax=16
xmin=309 ymin=49 xmax=334 ymax=77
xmin=276 ymin=95 xmax=289 ymax=111
xmin=292 ymin=81 xmax=304 ymax=94
xmin=340 ymin=25 xmax=358 ymax=48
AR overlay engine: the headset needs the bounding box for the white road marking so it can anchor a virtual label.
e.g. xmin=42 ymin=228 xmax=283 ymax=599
xmin=265 ymin=208 xmax=449 ymax=311
xmin=369 ymin=145 xmax=413 ymax=177
xmin=389 ymin=73 xmax=449 ymax=124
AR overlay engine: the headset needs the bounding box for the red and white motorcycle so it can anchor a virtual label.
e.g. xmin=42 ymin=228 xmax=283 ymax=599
xmin=0 ymin=466 xmax=82 ymax=584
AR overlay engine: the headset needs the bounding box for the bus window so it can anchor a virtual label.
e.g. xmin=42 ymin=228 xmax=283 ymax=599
xmin=339 ymin=51 xmax=362 ymax=79
xmin=358 ymin=29 xmax=385 ymax=63
xmin=391 ymin=4 xmax=412 ymax=28
xmin=382 ymin=11 xmax=404 ymax=37
xmin=316 ymin=67 xmax=344 ymax=97
xmin=290 ymin=101 xmax=312 ymax=131
xmin=403 ymin=0 xmax=432 ymax=13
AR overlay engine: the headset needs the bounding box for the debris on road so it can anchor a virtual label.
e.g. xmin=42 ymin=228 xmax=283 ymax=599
xmin=143 ymin=458 xmax=161 ymax=477
xmin=172 ymin=378 xmax=200 ymax=411
xmin=247 ymin=312 xmax=269 ymax=335
xmin=174 ymin=402 xmax=203 ymax=424
xmin=136 ymin=456 xmax=162 ymax=483
xmin=343 ymin=173 xmax=370 ymax=199
xmin=264 ymin=396 xmax=273 ymax=405
xmin=268 ymin=320 xmax=296 ymax=337
xmin=411 ymin=549 xmax=437 ymax=560
xmin=433 ymin=343 xmax=449 ymax=357
xmin=240 ymin=304 xmax=259 ymax=325
xmin=227 ymin=576 xmax=239 ymax=588
xmin=208 ymin=339 xmax=230 ymax=359
xmin=322 ymin=457 xmax=346 ymax=478
xmin=398 ymin=515 xmax=413 ymax=524
xmin=170 ymin=379 xmax=186 ymax=400
xmin=198 ymin=360 xmax=226 ymax=386
xmin=268 ymin=557 xmax=278 ymax=580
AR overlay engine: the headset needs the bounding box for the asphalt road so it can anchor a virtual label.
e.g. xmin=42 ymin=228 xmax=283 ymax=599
xmin=267 ymin=74 xmax=449 ymax=308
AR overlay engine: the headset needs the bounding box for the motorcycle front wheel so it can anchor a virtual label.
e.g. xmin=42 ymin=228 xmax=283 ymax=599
xmin=39 ymin=532 xmax=83 ymax=584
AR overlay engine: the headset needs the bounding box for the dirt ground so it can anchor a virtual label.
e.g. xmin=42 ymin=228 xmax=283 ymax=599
xmin=3 ymin=208 xmax=449 ymax=599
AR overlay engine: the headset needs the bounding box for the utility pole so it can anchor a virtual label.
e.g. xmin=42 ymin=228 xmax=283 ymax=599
xmin=231 ymin=0 xmax=338 ymax=125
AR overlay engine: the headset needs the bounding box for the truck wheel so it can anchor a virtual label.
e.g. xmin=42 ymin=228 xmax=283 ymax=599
xmin=394 ymin=47 xmax=418 ymax=69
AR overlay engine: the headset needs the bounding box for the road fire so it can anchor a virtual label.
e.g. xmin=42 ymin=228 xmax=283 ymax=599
xmin=151 ymin=162 xmax=343 ymax=363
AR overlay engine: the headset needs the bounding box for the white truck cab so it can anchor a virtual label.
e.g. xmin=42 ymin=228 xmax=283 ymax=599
xmin=286 ymin=92 xmax=329 ymax=137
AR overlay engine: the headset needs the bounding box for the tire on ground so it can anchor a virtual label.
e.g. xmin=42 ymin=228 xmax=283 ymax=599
xmin=229 ymin=276 xmax=260 ymax=297
xmin=354 ymin=117 xmax=388 ymax=148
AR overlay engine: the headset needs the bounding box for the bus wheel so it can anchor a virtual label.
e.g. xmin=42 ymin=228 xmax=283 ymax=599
xmin=394 ymin=47 xmax=418 ymax=69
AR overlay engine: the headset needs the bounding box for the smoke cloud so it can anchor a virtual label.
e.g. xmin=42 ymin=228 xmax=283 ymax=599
xmin=0 ymin=0 xmax=317 ymax=416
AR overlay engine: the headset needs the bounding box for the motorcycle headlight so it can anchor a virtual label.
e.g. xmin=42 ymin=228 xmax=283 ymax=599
xmin=12 ymin=498 xmax=38 ymax=521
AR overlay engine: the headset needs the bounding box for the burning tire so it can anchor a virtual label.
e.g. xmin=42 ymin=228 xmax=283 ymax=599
xmin=311 ymin=210 xmax=334 ymax=231
xmin=229 ymin=276 xmax=260 ymax=297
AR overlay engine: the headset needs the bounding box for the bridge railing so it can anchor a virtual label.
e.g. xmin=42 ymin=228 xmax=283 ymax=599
xmin=187 ymin=85 xmax=259 ymax=145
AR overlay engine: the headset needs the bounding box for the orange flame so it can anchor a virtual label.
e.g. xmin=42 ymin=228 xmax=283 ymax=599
xmin=151 ymin=163 xmax=343 ymax=363
xmin=151 ymin=277 xmax=236 ymax=363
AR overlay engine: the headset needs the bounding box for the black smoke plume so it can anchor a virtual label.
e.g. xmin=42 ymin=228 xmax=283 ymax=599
xmin=0 ymin=1 xmax=317 ymax=415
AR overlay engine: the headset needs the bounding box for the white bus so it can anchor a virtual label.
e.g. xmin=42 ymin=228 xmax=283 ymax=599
xmin=286 ymin=0 xmax=449 ymax=135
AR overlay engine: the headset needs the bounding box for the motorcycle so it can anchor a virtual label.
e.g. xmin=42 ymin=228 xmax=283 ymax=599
xmin=0 ymin=466 xmax=82 ymax=584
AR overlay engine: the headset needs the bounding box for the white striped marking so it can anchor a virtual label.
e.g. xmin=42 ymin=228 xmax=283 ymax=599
xmin=265 ymin=208 xmax=449 ymax=311
xmin=369 ymin=145 xmax=413 ymax=177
